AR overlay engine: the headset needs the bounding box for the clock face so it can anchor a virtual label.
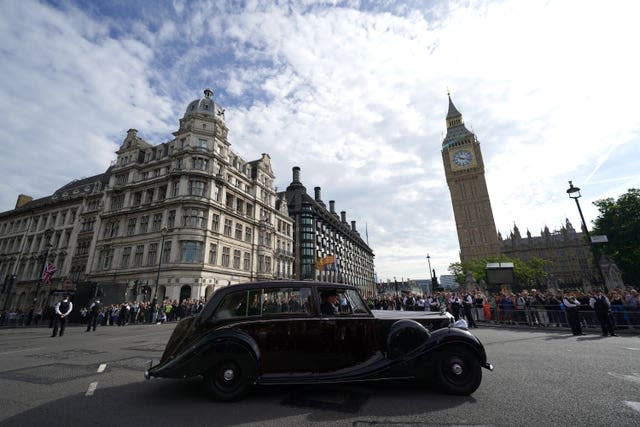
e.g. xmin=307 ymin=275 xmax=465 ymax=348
xmin=452 ymin=149 xmax=473 ymax=167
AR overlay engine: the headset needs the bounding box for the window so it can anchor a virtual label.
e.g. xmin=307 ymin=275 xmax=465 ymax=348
xmin=104 ymin=221 xmax=119 ymax=238
xmin=127 ymin=218 xmax=137 ymax=235
xmin=221 ymin=247 xmax=230 ymax=267
xmin=215 ymin=287 xmax=314 ymax=319
xmin=245 ymin=227 xmax=252 ymax=243
xmin=183 ymin=208 xmax=206 ymax=228
xmin=152 ymin=213 xmax=162 ymax=231
xmin=188 ymin=179 xmax=206 ymax=196
xmin=181 ymin=241 xmax=203 ymax=263
xmin=223 ymin=219 xmax=232 ymax=237
xmin=145 ymin=188 xmax=154 ymax=204
xmin=233 ymin=249 xmax=241 ymax=269
xmin=167 ymin=210 xmax=176 ymax=229
xmin=208 ymin=243 xmax=218 ymax=265
xmin=235 ymin=223 xmax=243 ymax=240
xmin=140 ymin=216 xmax=149 ymax=233
xmin=111 ymin=195 xmax=124 ymax=210
xmin=121 ymin=247 xmax=131 ymax=268
xmin=115 ymin=173 xmax=128 ymax=185
xmin=172 ymin=181 xmax=180 ymax=197
xmin=193 ymin=157 xmax=209 ymax=170
xmin=162 ymin=241 xmax=171 ymax=263
xmin=133 ymin=245 xmax=144 ymax=267
xmin=98 ymin=248 xmax=113 ymax=270
xmin=211 ymin=213 xmax=219 ymax=232
xmin=243 ymin=252 xmax=251 ymax=271
xmin=147 ymin=243 xmax=158 ymax=266
xmin=158 ymin=185 xmax=167 ymax=201
xmin=197 ymin=138 xmax=208 ymax=150
xmin=132 ymin=192 xmax=142 ymax=207
xmin=82 ymin=217 xmax=96 ymax=232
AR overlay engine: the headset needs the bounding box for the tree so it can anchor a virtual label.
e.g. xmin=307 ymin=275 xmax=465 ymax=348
xmin=449 ymin=254 xmax=550 ymax=292
xmin=592 ymin=188 xmax=640 ymax=287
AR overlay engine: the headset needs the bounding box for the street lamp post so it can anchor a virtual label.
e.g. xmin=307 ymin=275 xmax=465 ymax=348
xmin=152 ymin=227 xmax=169 ymax=310
xmin=426 ymin=254 xmax=433 ymax=295
xmin=27 ymin=228 xmax=54 ymax=325
xmin=566 ymin=181 xmax=607 ymax=292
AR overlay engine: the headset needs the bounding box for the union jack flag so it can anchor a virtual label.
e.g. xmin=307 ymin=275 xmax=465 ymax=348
xmin=41 ymin=261 xmax=56 ymax=284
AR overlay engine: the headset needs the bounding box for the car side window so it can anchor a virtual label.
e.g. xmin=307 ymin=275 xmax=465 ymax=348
xmin=263 ymin=287 xmax=315 ymax=316
xmin=345 ymin=289 xmax=369 ymax=314
xmin=215 ymin=291 xmax=249 ymax=318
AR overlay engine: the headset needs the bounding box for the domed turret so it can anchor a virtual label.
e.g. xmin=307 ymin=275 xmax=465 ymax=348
xmin=183 ymin=88 xmax=225 ymax=121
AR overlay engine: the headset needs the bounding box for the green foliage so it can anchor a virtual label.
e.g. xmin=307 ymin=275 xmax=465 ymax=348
xmin=448 ymin=254 xmax=550 ymax=291
xmin=592 ymin=188 xmax=640 ymax=286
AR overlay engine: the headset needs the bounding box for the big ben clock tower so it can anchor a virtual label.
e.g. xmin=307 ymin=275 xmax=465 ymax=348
xmin=442 ymin=94 xmax=500 ymax=263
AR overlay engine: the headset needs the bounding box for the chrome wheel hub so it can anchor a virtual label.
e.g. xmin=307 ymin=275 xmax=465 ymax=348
xmin=223 ymin=368 xmax=235 ymax=382
xmin=451 ymin=363 xmax=463 ymax=375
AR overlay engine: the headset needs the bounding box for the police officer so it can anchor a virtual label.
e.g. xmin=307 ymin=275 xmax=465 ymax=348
xmin=86 ymin=299 xmax=102 ymax=332
xmin=589 ymin=289 xmax=617 ymax=337
xmin=562 ymin=292 xmax=584 ymax=336
xmin=51 ymin=294 xmax=73 ymax=337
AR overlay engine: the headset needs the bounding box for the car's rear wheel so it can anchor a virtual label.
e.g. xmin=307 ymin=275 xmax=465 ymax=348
xmin=434 ymin=345 xmax=482 ymax=395
xmin=204 ymin=359 xmax=254 ymax=401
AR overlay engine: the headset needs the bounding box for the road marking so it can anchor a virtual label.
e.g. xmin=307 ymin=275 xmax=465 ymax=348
xmin=97 ymin=363 xmax=107 ymax=373
xmin=608 ymin=372 xmax=640 ymax=384
xmin=0 ymin=347 xmax=44 ymax=356
xmin=624 ymin=401 xmax=640 ymax=413
xmin=86 ymin=382 xmax=98 ymax=396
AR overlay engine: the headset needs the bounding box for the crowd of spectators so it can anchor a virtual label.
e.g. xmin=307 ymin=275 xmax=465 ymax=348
xmin=368 ymin=285 xmax=640 ymax=331
xmin=78 ymin=298 xmax=206 ymax=327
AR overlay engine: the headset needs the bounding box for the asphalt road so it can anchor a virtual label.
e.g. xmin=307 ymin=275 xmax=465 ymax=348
xmin=0 ymin=323 xmax=638 ymax=427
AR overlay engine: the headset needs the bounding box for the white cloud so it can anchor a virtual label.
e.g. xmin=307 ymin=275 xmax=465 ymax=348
xmin=0 ymin=0 xmax=639 ymax=281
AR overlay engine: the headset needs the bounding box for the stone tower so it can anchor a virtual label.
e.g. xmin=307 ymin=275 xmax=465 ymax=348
xmin=441 ymin=94 xmax=500 ymax=263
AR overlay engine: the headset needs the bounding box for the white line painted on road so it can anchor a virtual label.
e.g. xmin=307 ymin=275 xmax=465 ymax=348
xmin=0 ymin=347 xmax=44 ymax=356
xmin=624 ymin=401 xmax=640 ymax=413
xmin=86 ymin=382 xmax=98 ymax=396
xmin=97 ymin=363 xmax=107 ymax=373
xmin=608 ymin=372 xmax=640 ymax=384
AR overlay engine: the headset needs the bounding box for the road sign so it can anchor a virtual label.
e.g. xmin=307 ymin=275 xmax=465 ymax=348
xmin=591 ymin=235 xmax=608 ymax=243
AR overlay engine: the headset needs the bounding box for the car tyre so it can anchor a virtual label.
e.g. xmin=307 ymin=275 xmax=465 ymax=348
xmin=204 ymin=358 xmax=254 ymax=401
xmin=434 ymin=345 xmax=482 ymax=395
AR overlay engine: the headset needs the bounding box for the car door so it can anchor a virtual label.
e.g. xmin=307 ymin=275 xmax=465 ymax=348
xmin=314 ymin=288 xmax=378 ymax=374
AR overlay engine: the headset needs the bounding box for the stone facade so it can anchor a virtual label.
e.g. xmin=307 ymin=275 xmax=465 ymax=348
xmin=0 ymin=89 xmax=295 ymax=311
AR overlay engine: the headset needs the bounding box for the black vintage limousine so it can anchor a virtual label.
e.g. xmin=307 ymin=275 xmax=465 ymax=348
xmin=145 ymin=281 xmax=492 ymax=401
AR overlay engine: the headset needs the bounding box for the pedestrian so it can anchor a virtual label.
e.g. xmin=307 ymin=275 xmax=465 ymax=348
xmin=86 ymin=299 xmax=102 ymax=332
xmin=51 ymin=294 xmax=73 ymax=337
xmin=562 ymin=292 xmax=584 ymax=336
xmin=589 ymin=289 xmax=617 ymax=337
xmin=462 ymin=291 xmax=477 ymax=328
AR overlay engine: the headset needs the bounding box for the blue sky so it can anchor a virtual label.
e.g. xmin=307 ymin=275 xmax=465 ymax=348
xmin=1 ymin=0 xmax=639 ymax=281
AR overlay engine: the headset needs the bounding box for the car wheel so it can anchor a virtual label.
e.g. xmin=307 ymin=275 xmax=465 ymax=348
xmin=204 ymin=359 xmax=253 ymax=401
xmin=434 ymin=345 xmax=482 ymax=395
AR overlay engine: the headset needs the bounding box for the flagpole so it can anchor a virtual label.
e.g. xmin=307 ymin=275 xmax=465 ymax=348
xmin=27 ymin=228 xmax=54 ymax=325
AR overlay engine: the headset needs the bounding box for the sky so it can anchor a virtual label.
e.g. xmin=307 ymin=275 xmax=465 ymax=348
xmin=1 ymin=0 xmax=639 ymax=282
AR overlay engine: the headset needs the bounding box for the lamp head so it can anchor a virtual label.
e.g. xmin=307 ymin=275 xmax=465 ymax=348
xmin=566 ymin=180 xmax=581 ymax=199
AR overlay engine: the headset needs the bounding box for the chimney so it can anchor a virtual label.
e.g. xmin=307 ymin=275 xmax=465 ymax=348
xmin=314 ymin=187 xmax=322 ymax=202
xmin=341 ymin=211 xmax=346 ymax=223
xmin=15 ymin=194 xmax=32 ymax=209
xmin=351 ymin=220 xmax=357 ymax=232
xmin=292 ymin=166 xmax=301 ymax=183
xmin=329 ymin=200 xmax=335 ymax=213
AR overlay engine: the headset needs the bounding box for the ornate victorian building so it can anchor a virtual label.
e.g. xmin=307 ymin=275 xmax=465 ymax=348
xmin=0 ymin=89 xmax=294 ymax=311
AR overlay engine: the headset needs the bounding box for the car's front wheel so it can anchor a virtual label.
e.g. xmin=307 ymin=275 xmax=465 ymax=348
xmin=204 ymin=359 xmax=254 ymax=401
xmin=434 ymin=345 xmax=482 ymax=395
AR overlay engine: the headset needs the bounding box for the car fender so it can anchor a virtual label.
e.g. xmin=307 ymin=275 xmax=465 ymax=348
xmin=424 ymin=327 xmax=488 ymax=366
xmin=386 ymin=319 xmax=431 ymax=359
xmin=193 ymin=328 xmax=261 ymax=373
